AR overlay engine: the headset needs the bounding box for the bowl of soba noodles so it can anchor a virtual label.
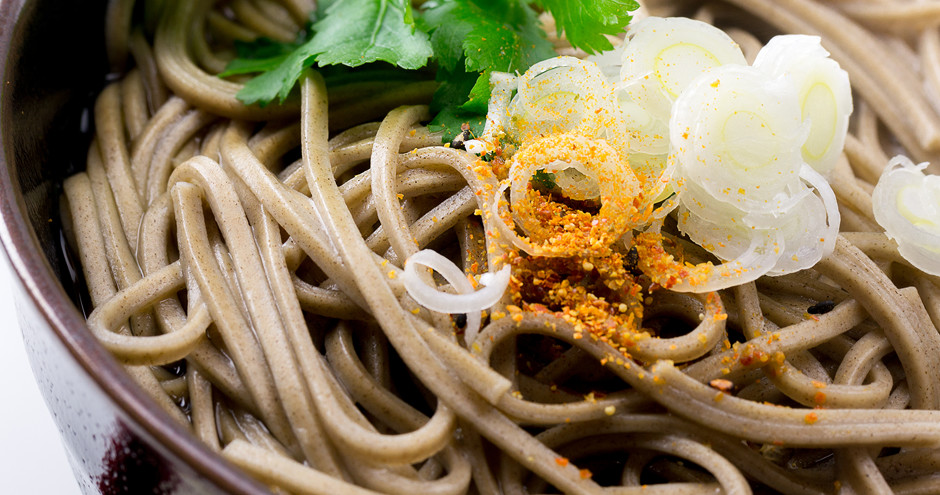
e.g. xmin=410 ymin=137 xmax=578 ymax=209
xmin=4 ymin=0 xmax=940 ymax=493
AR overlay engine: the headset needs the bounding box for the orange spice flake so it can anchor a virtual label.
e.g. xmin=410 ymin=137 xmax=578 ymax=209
xmin=508 ymin=249 xmax=647 ymax=351
xmin=514 ymin=187 xmax=625 ymax=257
xmin=476 ymin=142 xmax=508 ymax=179
xmin=804 ymin=412 xmax=819 ymax=424
xmin=709 ymin=379 xmax=734 ymax=393
xmin=633 ymin=232 xmax=712 ymax=289
xmin=737 ymin=346 xmax=765 ymax=367
xmin=555 ymin=457 xmax=569 ymax=467
xmin=579 ymin=468 xmax=593 ymax=479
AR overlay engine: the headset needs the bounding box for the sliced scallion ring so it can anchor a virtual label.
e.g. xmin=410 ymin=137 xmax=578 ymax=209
xmin=872 ymin=156 xmax=940 ymax=276
xmin=670 ymin=64 xmax=806 ymax=216
xmin=620 ymin=16 xmax=746 ymax=123
xmin=479 ymin=72 xmax=519 ymax=144
xmin=508 ymin=57 xmax=619 ymax=143
xmin=754 ymin=35 xmax=852 ymax=175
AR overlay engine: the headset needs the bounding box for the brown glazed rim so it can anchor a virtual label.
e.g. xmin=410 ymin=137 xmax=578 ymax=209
xmin=0 ymin=1 xmax=268 ymax=493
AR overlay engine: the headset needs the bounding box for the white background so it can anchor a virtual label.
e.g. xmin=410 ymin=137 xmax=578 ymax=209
xmin=0 ymin=255 xmax=82 ymax=494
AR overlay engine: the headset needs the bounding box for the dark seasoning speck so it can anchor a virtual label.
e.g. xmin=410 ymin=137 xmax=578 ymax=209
xmin=807 ymin=300 xmax=835 ymax=315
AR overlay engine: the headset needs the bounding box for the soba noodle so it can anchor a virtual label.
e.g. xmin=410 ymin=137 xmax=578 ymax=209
xmin=61 ymin=0 xmax=940 ymax=493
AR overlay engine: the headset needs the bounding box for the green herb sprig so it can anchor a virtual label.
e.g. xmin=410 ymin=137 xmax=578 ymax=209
xmin=220 ymin=0 xmax=638 ymax=141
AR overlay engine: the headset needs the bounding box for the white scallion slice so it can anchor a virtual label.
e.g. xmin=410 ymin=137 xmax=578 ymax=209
xmin=402 ymin=250 xmax=511 ymax=344
xmin=620 ymin=16 xmax=746 ymax=125
xmin=585 ymin=42 xmax=625 ymax=82
xmin=552 ymin=165 xmax=601 ymax=201
xmin=763 ymin=192 xmax=828 ymax=275
xmin=780 ymin=164 xmax=841 ymax=268
xmin=754 ymin=35 xmax=852 ymax=175
xmin=675 ymin=167 xmax=798 ymax=230
xmin=615 ymin=91 xmax=670 ymax=155
xmin=508 ymin=57 xmax=619 ymax=143
xmin=676 ymin=204 xmax=756 ymax=264
xmin=479 ymin=71 xmax=519 ymax=144
xmin=670 ymin=64 xmax=807 ymax=216
xmin=678 ymin=166 xmax=838 ymax=277
xmin=872 ymin=156 xmax=940 ymax=276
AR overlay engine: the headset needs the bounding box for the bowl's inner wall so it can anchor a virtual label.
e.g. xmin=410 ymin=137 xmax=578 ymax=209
xmin=6 ymin=0 xmax=108 ymax=301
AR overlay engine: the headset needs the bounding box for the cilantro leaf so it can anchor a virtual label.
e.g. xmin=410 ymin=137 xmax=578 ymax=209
xmin=219 ymin=15 xmax=319 ymax=79
xmin=308 ymin=0 xmax=432 ymax=69
xmin=320 ymin=66 xmax=430 ymax=87
xmin=428 ymin=106 xmax=487 ymax=141
xmin=229 ymin=0 xmax=433 ymax=105
xmin=219 ymin=54 xmax=292 ymax=79
xmin=531 ymin=169 xmax=557 ymax=191
xmin=422 ymin=0 xmax=554 ymax=74
xmin=223 ymin=0 xmax=638 ymax=115
xmin=467 ymin=0 xmax=555 ymax=73
xmin=234 ymin=37 xmax=303 ymax=60
xmin=421 ymin=0 xmax=553 ymax=141
xmin=458 ymin=71 xmax=491 ymax=114
xmin=430 ymin=66 xmax=479 ymax=114
xmin=418 ymin=2 xmax=470 ymax=73
xmin=228 ymin=37 xmax=320 ymax=105
xmin=429 ymin=67 xmax=487 ymax=140
xmin=534 ymin=0 xmax=638 ymax=54
xmin=219 ymin=32 xmax=313 ymax=79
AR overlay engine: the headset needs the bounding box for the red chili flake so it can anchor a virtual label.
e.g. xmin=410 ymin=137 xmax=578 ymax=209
xmin=709 ymin=379 xmax=734 ymax=393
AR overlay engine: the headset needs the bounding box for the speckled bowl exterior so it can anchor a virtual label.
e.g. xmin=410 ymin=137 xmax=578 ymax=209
xmin=0 ymin=1 xmax=270 ymax=493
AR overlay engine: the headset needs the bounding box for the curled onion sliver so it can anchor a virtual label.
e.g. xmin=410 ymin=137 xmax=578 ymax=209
xmin=764 ymin=192 xmax=829 ymax=276
xmin=788 ymin=164 xmax=840 ymax=264
xmin=490 ymin=181 xmax=542 ymax=255
xmin=677 ymin=165 xmax=839 ymax=277
xmin=402 ymin=250 xmax=511 ymax=344
xmin=677 ymin=204 xmax=758 ymax=263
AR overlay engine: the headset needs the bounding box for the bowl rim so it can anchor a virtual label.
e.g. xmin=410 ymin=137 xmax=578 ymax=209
xmin=0 ymin=1 xmax=270 ymax=493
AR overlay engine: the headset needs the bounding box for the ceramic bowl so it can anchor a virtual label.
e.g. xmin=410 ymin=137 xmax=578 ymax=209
xmin=0 ymin=1 xmax=269 ymax=492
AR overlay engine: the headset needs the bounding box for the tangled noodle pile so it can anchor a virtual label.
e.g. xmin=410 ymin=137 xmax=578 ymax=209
xmin=63 ymin=0 xmax=940 ymax=493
